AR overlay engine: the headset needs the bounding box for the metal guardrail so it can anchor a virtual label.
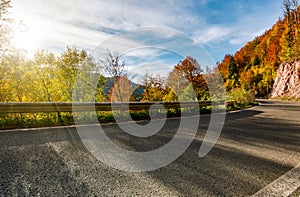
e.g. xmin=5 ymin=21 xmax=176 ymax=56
xmin=0 ymin=101 xmax=236 ymax=113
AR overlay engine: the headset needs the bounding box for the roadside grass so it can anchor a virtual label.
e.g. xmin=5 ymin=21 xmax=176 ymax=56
xmin=0 ymin=96 xmax=256 ymax=130
xmin=0 ymin=106 xmax=225 ymax=130
xmin=0 ymin=112 xmax=74 ymax=130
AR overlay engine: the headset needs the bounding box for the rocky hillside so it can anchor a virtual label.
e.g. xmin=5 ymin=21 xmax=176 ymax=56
xmin=271 ymin=59 xmax=300 ymax=99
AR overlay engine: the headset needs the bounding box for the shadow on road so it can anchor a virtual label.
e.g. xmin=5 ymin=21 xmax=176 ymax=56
xmin=0 ymin=102 xmax=299 ymax=196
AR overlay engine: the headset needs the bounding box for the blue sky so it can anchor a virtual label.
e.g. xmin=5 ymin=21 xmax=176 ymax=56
xmin=10 ymin=0 xmax=283 ymax=76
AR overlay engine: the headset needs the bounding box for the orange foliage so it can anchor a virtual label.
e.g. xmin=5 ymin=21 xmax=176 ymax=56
xmin=109 ymin=76 xmax=133 ymax=102
xmin=217 ymin=6 xmax=300 ymax=96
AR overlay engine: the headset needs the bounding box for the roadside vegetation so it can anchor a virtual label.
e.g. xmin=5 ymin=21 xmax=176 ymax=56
xmin=226 ymin=88 xmax=257 ymax=110
xmin=0 ymin=106 xmax=219 ymax=130
xmin=4 ymin=0 xmax=299 ymax=129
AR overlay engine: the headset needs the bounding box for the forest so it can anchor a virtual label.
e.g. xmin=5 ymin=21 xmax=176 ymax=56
xmin=1 ymin=0 xmax=299 ymax=104
xmin=217 ymin=0 xmax=300 ymax=97
xmin=0 ymin=47 xmax=214 ymax=103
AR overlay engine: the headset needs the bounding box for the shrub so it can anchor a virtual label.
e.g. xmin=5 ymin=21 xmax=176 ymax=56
xmin=227 ymin=88 xmax=256 ymax=109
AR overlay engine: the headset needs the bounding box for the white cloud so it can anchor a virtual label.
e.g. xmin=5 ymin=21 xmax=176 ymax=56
xmin=230 ymin=29 xmax=266 ymax=46
xmin=128 ymin=59 xmax=175 ymax=78
xmin=10 ymin=0 xmax=204 ymax=56
xmin=122 ymin=47 xmax=170 ymax=60
xmin=10 ymin=0 xmax=283 ymax=62
xmin=193 ymin=26 xmax=232 ymax=44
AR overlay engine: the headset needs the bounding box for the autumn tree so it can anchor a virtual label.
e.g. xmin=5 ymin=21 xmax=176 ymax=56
xmin=282 ymin=0 xmax=299 ymax=27
xmin=217 ymin=0 xmax=300 ymax=97
xmin=280 ymin=0 xmax=300 ymax=60
xmin=0 ymin=48 xmax=106 ymax=102
xmin=29 ymin=51 xmax=59 ymax=102
xmin=239 ymin=69 xmax=255 ymax=91
xmin=166 ymin=69 xmax=188 ymax=100
xmin=173 ymin=57 xmax=202 ymax=82
xmin=0 ymin=51 xmax=31 ymax=102
xmin=141 ymin=73 xmax=173 ymax=101
xmin=100 ymin=50 xmax=134 ymax=102
xmin=167 ymin=56 xmax=208 ymax=100
xmin=217 ymin=54 xmax=232 ymax=85
xmin=110 ymin=76 xmax=133 ymax=102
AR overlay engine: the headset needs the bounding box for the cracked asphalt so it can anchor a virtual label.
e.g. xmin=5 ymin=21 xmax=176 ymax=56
xmin=0 ymin=99 xmax=299 ymax=196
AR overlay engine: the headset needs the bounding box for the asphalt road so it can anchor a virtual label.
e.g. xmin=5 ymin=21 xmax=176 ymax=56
xmin=0 ymin=99 xmax=299 ymax=196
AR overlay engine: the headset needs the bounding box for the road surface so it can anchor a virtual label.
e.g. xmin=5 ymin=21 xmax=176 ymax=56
xmin=0 ymin=99 xmax=299 ymax=196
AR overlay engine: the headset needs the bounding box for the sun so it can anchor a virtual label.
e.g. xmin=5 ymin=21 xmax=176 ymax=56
xmin=11 ymin=28 xmax=38 ymax=59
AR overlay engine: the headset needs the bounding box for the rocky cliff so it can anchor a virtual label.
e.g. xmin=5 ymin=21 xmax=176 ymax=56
xmin=270 ymin=60 xmax=300 ymax=99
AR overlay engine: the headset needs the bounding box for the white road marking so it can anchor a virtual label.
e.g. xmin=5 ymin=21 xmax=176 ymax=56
xmin=252 ymin=163 xmax=300 ymax=197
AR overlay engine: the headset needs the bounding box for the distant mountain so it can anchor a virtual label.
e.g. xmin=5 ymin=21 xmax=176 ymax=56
xmin=217 ymin=6 xmax=300 ymax=97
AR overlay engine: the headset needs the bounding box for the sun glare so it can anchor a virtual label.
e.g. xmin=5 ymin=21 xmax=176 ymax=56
xmin=12 ymin=29 xmax=37 ymax=59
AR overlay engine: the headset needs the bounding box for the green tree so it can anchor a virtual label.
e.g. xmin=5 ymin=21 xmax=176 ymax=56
xmin=280 ymin=0 xmax=300 ymax=60
xmin=178 ymin=84 xmax=197 ymax=101
xmin=0 ymin=53 xmax=13 ymax=101
xmin=280 ymin=22 xmax=295 ymax=60
xmin=30 ymin=51 xmax=61 ymax=102
xmin=57 ymin=47 xmax=102 ymax=102
xmin=228 ymin=56 xmax=238 ymax=82
xmin=0 ymin=51 xmax=30 ymax=102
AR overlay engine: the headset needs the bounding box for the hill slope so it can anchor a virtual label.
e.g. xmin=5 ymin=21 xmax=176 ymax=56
xmin=217 ymin=5 xmax=300 ymax=97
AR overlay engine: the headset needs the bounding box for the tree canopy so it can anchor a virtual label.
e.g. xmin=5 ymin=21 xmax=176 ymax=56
xmin=218 ymin=1 xmax=300 ymax=97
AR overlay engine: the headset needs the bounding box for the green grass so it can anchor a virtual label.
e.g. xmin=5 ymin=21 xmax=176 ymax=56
xmin=1 ymin=96 xmax=259 ymax=130
xmin=0 ymin=106 xmax=226 ymax=130
xmin=0 ymin=112 xmax=76 ymax=130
